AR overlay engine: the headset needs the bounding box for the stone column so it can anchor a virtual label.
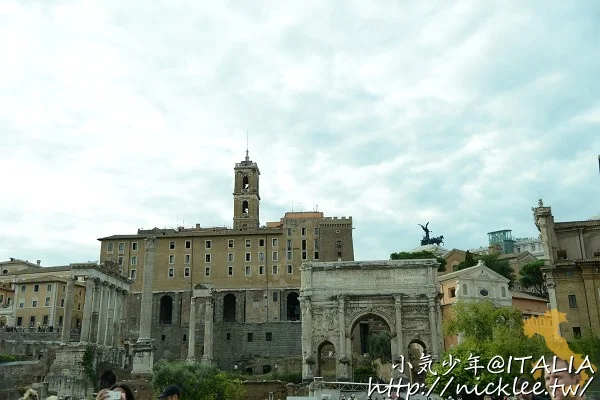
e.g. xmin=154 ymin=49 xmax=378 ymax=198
xmin=428 ymin=296 xmax=439 ymax=360
xmin=138 ymin=237 xmax=156 ymax=343
xmin=79 ymin=277 xmax=96 ymax=343
xmin=97 ymin=282 xmax=110 ymax=345
xmin=394 ymin=294 xmax=404 ymax=359
xmin=187 ymin=297 xmax=197 ymax=362
xmin=89 ymin=278 xmax=102 ymax=344
xmin=113 ymin=289 xmax=124 ymax=347
xmin=201 ymin=296 xmax=214 ymax=365
xmin=301 ymin=296 xmax=314 ymax=380
xmin=547 ymin=281 xmax=562 ymax=338
xmin=337 ymin=295 xmax=348 ymax=380
xmin=105 ymin=285 xmax=116 ymax=346
xmin=61 ymin=276 xmax=76 ymax=344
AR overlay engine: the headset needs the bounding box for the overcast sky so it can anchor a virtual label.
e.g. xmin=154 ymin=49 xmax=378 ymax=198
xmin=1 ymin=1 xmax=599 ymax=266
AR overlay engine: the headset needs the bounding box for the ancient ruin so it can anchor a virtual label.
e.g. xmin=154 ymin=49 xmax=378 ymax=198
xmin=299 ymin=260 xmax=444 ymax=381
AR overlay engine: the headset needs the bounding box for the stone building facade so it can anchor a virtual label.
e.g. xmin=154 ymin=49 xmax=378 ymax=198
xmin=533 ymin=200 xmax=600 ymax=340
xmin=299 ymin=260 xmax=444 ymax=381
xmin=98 ymin=153 xmax=355 ymax=373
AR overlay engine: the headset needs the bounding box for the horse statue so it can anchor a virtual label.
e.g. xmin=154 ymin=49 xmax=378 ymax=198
xmin=429 ymin=235 xmax=444 ymax=246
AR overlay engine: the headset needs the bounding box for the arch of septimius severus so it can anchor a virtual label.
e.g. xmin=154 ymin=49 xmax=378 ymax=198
xmin=299 ymin=260 xmax=444 ymax=381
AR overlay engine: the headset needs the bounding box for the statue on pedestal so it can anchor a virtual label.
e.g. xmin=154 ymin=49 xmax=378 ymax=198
xmin=419 ymin=222 xmax=445 ymax=246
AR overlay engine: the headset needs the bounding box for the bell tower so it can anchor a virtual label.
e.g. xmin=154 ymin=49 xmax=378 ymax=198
xmin=233 ymin=149 xmax=260 ymax=230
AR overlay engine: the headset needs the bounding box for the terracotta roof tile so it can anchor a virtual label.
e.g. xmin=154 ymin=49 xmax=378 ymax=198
xmin=555 ymin=220 xmax=600 ymax=229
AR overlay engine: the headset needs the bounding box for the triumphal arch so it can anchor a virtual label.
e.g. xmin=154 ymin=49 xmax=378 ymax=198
xmin=300 ymin=260 xmax=444 ymax=381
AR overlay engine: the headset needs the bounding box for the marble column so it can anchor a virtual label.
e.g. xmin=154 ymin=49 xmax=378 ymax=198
xmin=428 ymin=297 xmax=439 ymax=359
xmin=547 ymin=281 xmax=561 ymax=338
xmin=79 ymin=277 xmax=96 ymax=343
xmin=301 ymin=296 xmax=314 ymax=380
xmin=61 ymin=277 xmax=76 ymax=344
xmin=138 ymin=237 xmax=156 ymax=343
xmin=337 ymin=295 xmax=348 ymax=380
xmin=104 ymin=285 xmax=116 ymax=346
xmin=113 ymin=289 xmax=124 ymax=347
xmin=201 ymin=297 xmax=214 ymax=365
xmin=105 ymin=285 xmax=116 ymax=346
xmin=89 ymin=278 xmax=102 ymax=344
xmin=394 ymin=294 xmax=404 ymax=359
xmin=97 ymin=282 xmax=110 ymax=345
xmin=187 ymin=297 xmax=197 ymax=362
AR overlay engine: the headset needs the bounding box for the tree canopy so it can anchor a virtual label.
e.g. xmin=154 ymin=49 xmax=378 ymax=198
xmin=426 ymin=301 xmax=552 ymax=398
xmin=390 ymin=250 xmax=446 ymax=272
xmin=519 ymin=260 xmax=547 ymax=295
xmin=152 ymin=361 xmax=245 ymax=400
xmin=456 ymin=253 xmax=516 ymax=286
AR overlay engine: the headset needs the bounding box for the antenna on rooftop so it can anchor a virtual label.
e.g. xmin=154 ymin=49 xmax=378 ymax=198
xmin=245 ymin=131 xmax=249 ymax=161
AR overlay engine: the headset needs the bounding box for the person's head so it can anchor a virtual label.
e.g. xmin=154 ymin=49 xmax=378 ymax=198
xmin=99 ymin=371 xmax=117 ymax=390
xmin=158 ymin=385 xmax=181 ymax=400
xmin=110 ymin=383 xmax=135 ymax=400
xmin=516 ymin=377 xmax=533 ymax=400
xmin=544 ymin=358 xmax=582 ymax=400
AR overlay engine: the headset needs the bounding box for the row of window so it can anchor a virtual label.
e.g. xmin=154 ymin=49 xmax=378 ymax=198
xmin=108 ymin=234 xmax=336 ymax=254
xmin=118 ymin=248 xmax=324 ymax=267
xmin=287 ymin=227 xmax=319 ymax=236
xmin=131 ymin=264 xmax=295 ymax=280
xmin=18 ymin=284 xmax=56 ymax=293
xmin=16 ymin=297 xmax=79 ymax=310
xmin=240 ymin=332 xmax=273 ymax=342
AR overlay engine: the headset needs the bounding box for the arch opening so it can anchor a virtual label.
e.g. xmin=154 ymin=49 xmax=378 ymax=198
xmin=242 ymin=176 xmax=249 ymax=190
xmin=159 ymin=295 xmax=173 ymax=324
xmin=286 ymin=292 xmax=300 ymax=321
xmin=242 ymin=200 xmax=249 ymax=215
xmin=317 ymin=341 xmax=336 ymax=379
xmin=408 ymin=340 xmax=427 ymax=383
xmin=350 ymin=313 xmax=392 ymax=362
xmin=223 ymin=293 xmax=236 ymax=322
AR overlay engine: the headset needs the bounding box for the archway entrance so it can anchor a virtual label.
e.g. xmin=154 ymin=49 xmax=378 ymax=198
xmin=408 ymin=340 xmax=426 ymax=383
xmin=287 ymin=292 xmax=300 ymax=321
xmin=350 ymin=313 xmax=392 ymax=381
xmin=317 ymin=341 xmax=336 ymax=379
xmin=159 ymin=296 xmax=173 ymax=324
xmin=0 ymin=316 xmax=6 ymax=327
xmin=223 ymin=293 xmax=236 ymax=322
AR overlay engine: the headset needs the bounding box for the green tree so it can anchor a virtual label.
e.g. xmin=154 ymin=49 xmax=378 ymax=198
xmin=152 ymin=361 xmax=245 ymax=400
xmin=519 ymin=260 xmax=547 ymax=295
xmin=390 ymin=250 xmax=446 ymax=272
xmin=367 ymin=331 xmax=392 ymax=363
xmin=426 ymin=301 xmax=553 ymax=396
xmin=568 ymin=330 xmax=600 ymax=392
xmin=456 ymin=250 xmax=477 ymax=270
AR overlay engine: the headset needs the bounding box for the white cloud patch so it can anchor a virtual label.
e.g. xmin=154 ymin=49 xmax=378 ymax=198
xmin=0 ymin=0 xmax=599 ymax=265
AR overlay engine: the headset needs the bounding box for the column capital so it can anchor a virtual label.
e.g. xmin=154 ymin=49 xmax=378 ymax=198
xmin=394 ymin=294 xmax=403 ymax=303
xmin=101 ymin=280 xmax=109 ymax=287
xmin=67 ymin=276 xmax=77 ymax=283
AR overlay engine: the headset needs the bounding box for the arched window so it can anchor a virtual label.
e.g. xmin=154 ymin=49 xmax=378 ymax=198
xmin=223 ymin=293 xmax=236 ymax=322
xmin=242 ymin=176 xmax=249 ymax=190
xmin=242 ymin=201 xmax=249 ymax=215
xmin=159 ymin=295 xmax=173 ymax=324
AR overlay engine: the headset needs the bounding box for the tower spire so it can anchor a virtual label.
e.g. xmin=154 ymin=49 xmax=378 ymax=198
xmin=245 ymin=131 xmax=249 ymax=161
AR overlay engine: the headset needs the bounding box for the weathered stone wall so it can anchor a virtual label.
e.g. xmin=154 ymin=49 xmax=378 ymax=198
xmin=211 ymin=322 xmax=302 ymax=371
xmin=0 ymin=360 xmax=48 ymax=390
xmin=123 ymin=290 xmax=304 ymax=371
